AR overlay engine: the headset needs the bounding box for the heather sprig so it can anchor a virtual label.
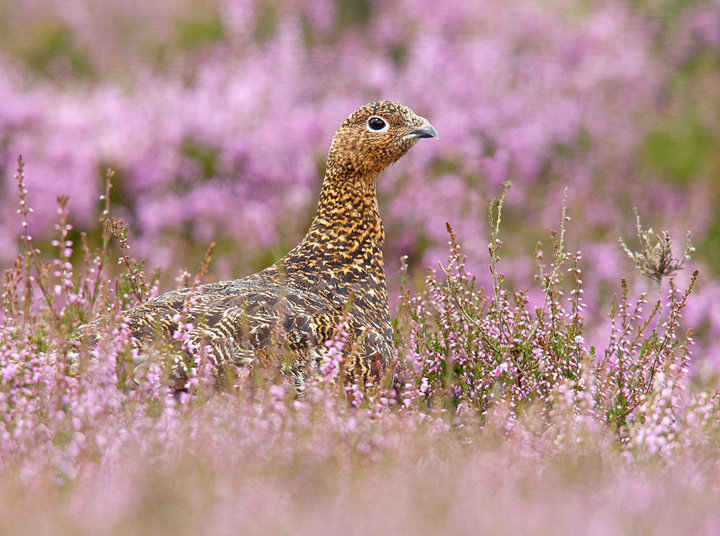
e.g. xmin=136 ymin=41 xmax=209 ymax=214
xmin=82 ymin=169 xmax=115 ymax=316
xmin=487 ymin=181 xmax=511 ymax=313
xmin=619 ymin=209 xmax=693 ymax=284
xmin=107 ymin=217 xmax=146 ymax=303
xmin=14 ymin=155 xmax=60 ymax=325
xmin=620 ymin=207 xmax=695 ymax=326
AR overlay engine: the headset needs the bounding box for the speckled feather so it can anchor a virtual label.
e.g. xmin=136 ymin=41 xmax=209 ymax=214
xmin=77 ymin=101 xmax=438 ymax=385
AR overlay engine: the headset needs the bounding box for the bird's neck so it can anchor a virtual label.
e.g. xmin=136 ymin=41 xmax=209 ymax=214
xmin=275 ymin=168 xmax=388 ymax=296
xmin=295 ymin=169 xmax=384 ymax=269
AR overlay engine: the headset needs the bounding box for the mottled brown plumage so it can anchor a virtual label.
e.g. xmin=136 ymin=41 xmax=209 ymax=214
xmin=78 ymin=101 xmax=438 ymax=384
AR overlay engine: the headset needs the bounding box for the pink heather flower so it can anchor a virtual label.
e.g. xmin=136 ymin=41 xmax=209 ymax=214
xmin=320 ymin=318 xmax=349 ymax=380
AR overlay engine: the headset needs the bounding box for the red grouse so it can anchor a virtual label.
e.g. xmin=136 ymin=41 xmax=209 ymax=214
xmin=78 ymin=101 xmax=438 ymax=385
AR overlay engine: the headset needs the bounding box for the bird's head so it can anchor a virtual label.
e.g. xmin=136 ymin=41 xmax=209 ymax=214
xmin=327 ymin=101 xmax=438 ymax=177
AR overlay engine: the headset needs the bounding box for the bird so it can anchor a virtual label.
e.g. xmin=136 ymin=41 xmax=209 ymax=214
xmin=76 ymin=101 xmax=438 ymax=387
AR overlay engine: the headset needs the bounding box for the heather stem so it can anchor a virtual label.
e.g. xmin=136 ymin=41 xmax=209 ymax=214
xmin=488 ymin=182 xmax=511 ymax=313
xmin=656 ymin=278 xmax=662 ymax=331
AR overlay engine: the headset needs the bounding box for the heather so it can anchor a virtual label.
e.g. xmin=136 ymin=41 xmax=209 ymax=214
xmin=3 ymin=157 xmax=720 ymax=533
xmin=3 ymin=0 xmax=720 ymax=533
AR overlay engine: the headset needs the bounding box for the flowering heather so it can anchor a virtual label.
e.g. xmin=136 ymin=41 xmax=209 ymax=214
xmin=2 ymin=159 xmax=720 ymax=533
xmin=2 ymin=0 xmax=720 ymax=532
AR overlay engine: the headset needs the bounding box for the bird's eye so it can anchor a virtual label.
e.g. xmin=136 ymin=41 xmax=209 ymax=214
xmin=367 ymin=116 xmax=387 ymax=132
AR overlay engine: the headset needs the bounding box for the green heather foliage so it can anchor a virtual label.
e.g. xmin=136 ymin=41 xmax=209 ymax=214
xmin=397 ymin=185 xmax=698 ymax=441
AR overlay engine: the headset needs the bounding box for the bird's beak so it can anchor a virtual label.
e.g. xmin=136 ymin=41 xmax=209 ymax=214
xmin=404 ymin=120 xmax=439 ymax=140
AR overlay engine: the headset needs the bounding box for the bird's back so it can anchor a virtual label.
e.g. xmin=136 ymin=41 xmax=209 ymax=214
xmin=114 ymin=269 xmax=391 ymax=382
